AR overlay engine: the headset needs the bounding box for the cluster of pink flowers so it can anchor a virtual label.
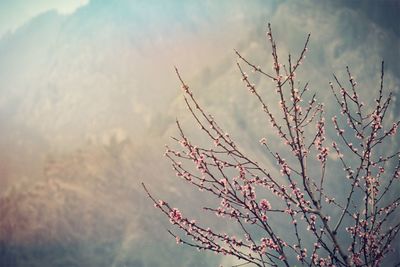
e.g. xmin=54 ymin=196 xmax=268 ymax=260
xmin=259 ymin=199 xmax=272 ymax=211
xmin=169 ymin=208 xmax=182 ymax=224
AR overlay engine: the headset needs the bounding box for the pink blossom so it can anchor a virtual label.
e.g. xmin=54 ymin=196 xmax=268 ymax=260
xmin=259 ymin=199 xmax=272 ymax=210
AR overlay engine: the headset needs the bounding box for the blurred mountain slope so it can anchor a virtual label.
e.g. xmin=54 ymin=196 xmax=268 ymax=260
xmin=0 ymin=0 xmax=399 ymax=266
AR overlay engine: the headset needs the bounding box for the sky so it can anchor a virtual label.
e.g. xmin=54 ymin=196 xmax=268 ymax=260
xmin=0 ymin=0 xmax=89 ymax=37
xmin=0 ymin=1 xmax=399 ymax=266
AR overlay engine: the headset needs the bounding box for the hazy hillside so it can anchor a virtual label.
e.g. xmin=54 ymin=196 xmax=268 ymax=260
xmin=0 ymin=0 xmax=399 ymax=266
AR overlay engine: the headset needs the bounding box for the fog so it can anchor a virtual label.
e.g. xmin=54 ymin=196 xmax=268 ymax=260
xmin=0 ymin=0 xmax=399 ymax=266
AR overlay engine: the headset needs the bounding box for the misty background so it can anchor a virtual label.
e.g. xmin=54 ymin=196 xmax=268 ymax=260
xmin=0 ymin=0 xmax=399 ymax=266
